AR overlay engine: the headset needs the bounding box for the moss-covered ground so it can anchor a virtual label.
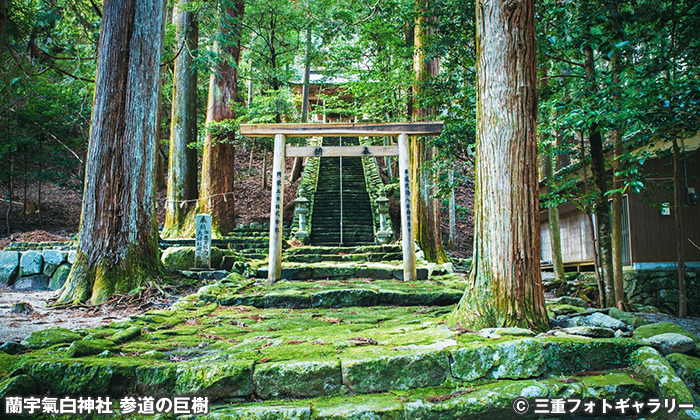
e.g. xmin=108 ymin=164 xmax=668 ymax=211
xmin=2 ymin=272 xmax=700 ymax=419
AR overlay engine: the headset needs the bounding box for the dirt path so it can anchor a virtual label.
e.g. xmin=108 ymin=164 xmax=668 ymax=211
xmin=0 ymin=289 xmax=137 ymax=343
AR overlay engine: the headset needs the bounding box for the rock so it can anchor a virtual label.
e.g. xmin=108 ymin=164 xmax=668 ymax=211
xmin=666 ymin=353 xmax=700 ymax=392
xmin=643 ymin=333 xmax=696 ymax=356
xmin=21 ymin=327 xmax=82 ymax=349
xmin=0 ymin=341 xmax=26 ymax=355
xmin=199 ymin=270 xmax=228 ymax=281
xmin=342 ymin=349 xmax=449 ymax=393
xmin=67 ymin=250 xmax=77 ymax=264
xmin=12 ymin=274 xmax=49 ymax=291
xmin=476 ymin=327 xmax=535 ymax=338
xmin=451 ymin=339 xmax=545 ymax=381
xmin=607 ymin=307 xmax=649 ymax=329
xmin=630 ymin=347 xmax=696 ymax=407
xmin=571 ymin=312 xmax=627 ymax=330
xmin=0 ymin=251 xmax=20 ymax=286
xmin=161 ymin=246 xmax=223 ymax=270
xmin=9 ymin=302 xmax=34 ymax=315
xmin=0 ymin=375 xmax=38 ymax=399
xmin=141 ymin=350 xmax=168 ymax=360
xmin=110 ymin=326 xmax=142 ymax=344
xmin=633 ymin=322 xmax=699 ymax=342
xmin=161 ymin=246 xmax=195 ymax=270
xmin=49 ymin=264 xmax=71 ymax=290
xmin=549 ymin=296 xmax=587 ymax=308
xmin=311 ymin=289 xmax=378 ymax=308
xmin=67 ymin=339 xmax=117 ymax=358
xmin=253 ymin=360 xmax=342 ymax=399
xmin=547 ymin=303 xmax=587 ymax=316
xmin=19 ymin=251 xmax=43 ymax=276
xmin=560 ymin=326 xmax=615 ymax=338
xmin=42 ymin=249 xmax=66 ymax=266
xmin=637 ymin=305 xmax=660 ymax=313
xmin=392 ymin=267 xmax=429 ymax=280
xmin=42 ymin=250 xmax=65 ymax=277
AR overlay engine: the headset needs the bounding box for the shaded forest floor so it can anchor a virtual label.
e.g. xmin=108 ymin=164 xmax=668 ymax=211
xmin=0 ymin=145 xmax=475 ymax=257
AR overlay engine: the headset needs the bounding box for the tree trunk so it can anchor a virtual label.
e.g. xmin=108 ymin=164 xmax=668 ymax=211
xmin=448 ymin=0 xmax=548 ymax=331
xmin=544 ymin=151 xmax=565 ymax=282
xmin=199 ymin=0 xmax=245 ymax=236
xmin=448 ymin=165 xmax=456 ymax=249
xmin=163 ymin=0 xmax=199 ymax=238
xmin=583 ymin=43 xmax=615 ymax=307
xmin=610 ymin=45 xmax=626 ymax=310
xmin=58 ymin=0 xmax=165 ymax=305
xmin=579 ymin=131 xmax=605 ymax=306
xmin=411 ymin=0 xmax=447 ymax=263
xmin=290 ymin=26 xmax=313 ymax=183
xmin=673 ymin=138 xmax=687 ymax=317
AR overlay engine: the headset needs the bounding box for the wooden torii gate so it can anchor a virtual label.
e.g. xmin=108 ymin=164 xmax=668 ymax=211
xmin=239 ymin=122 xmax=443 ymax=283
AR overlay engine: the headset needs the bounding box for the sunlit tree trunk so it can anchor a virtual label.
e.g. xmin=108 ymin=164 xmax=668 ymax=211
xmin=58 ymin=0 xmax=165 ymax=305
xmin=199 ymin=0 xmax=244 ymax=236
xmin=163 ymin=0 xmax=199 ymax=238
xmin=448 ymin=0 xmax=548 ymax=331
xmin=411 ymin=0 xmax=447 ymax=263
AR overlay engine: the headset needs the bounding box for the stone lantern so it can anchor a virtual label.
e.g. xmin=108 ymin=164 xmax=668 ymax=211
xmin=294 ymin=193 xmax=310 ymax=244
xmin=375 ymin=196 xmax=392 ymax=244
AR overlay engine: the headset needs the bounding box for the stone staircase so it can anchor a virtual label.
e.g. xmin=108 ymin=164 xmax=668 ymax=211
xmin=160 ymin=223 xmax=270 ymax=260
xmin=310 ymin=137 xmax=375 ymax=247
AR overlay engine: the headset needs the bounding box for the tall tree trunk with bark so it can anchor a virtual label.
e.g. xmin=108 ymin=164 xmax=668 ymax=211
xmin=199 ymin=0 xmax=244 ymax=236
xmin=583 ymin=42 xmax=615 ymax=307
xmin=163 ymin=0 xmax=199 ymax=238
xmin=610 ymin=47 xmax=627 ymax=310
xmin=58 ymin=0 xmax=165 ymax=305
xmin=411 ymin=0 xmax=447 ymax=263
xmin=448 ymin=0 xmax=548 ymax=331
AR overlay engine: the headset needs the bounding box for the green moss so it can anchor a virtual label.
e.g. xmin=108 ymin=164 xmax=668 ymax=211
xmin=542 ymin=337 xmax=639 ymax=374
xmin=607 ymin=307 xmax=649 ymax=328
xmin=0 ymin=375 xmax=38 ymax=398
xmin=21 ymin=327 xmax=82 ymax=349
xmin=450 ymin=339 xmax=546 ymax=381
xmin=110 ymin=326 xmax=142 ymax=344
xmin=633 ymin=322 xmax=699 ymax=342
xmin=667 ymin=353 xmax=700 ymax=392
xmin=312 ymin=393 xmax=404 ymax=420
xmin=25 ymin=357 xmax=147 ymax=395
xmin=67 ymin=339 xmax=117 ymax=358
xmin=341 ymin=348 xmax=449 ymax=393
xmin=253 ymin=360 xmax=343 ymax=399
xmin=630 ymin=346 xmax=694 ymax=403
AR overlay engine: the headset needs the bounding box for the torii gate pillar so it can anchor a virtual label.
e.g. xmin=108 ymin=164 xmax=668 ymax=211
xmin=267 ymin=134 xmax=286 ymax=282
xmin=398 ymin=133 xmax=416 ymax=281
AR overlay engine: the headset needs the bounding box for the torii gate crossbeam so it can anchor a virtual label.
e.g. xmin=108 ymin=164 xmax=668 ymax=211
xmin=239 ymin=122 xmax=443 ymax=283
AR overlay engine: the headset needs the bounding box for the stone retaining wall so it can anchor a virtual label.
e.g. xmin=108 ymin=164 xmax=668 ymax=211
xmin=580 ymin=269 xmax=700 ymax=316
xmin=0 ymin=249 xmax=75 ymax=291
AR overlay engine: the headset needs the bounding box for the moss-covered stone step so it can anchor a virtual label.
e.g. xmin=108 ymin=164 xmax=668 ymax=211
xmin=191 ymin=373 xmax=653 ymax=419
xmin=283 ymin=252 xmax=403 ymax=263
xmin=254 ymin=262 xmax=430 ymax=280
xmin=2 ymin=315 xmax=646 ymax=403
xmin=199 ymin=277 xmax=467 ymax=309
xmin=286 ymin=245 xmax=402 ymax=256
